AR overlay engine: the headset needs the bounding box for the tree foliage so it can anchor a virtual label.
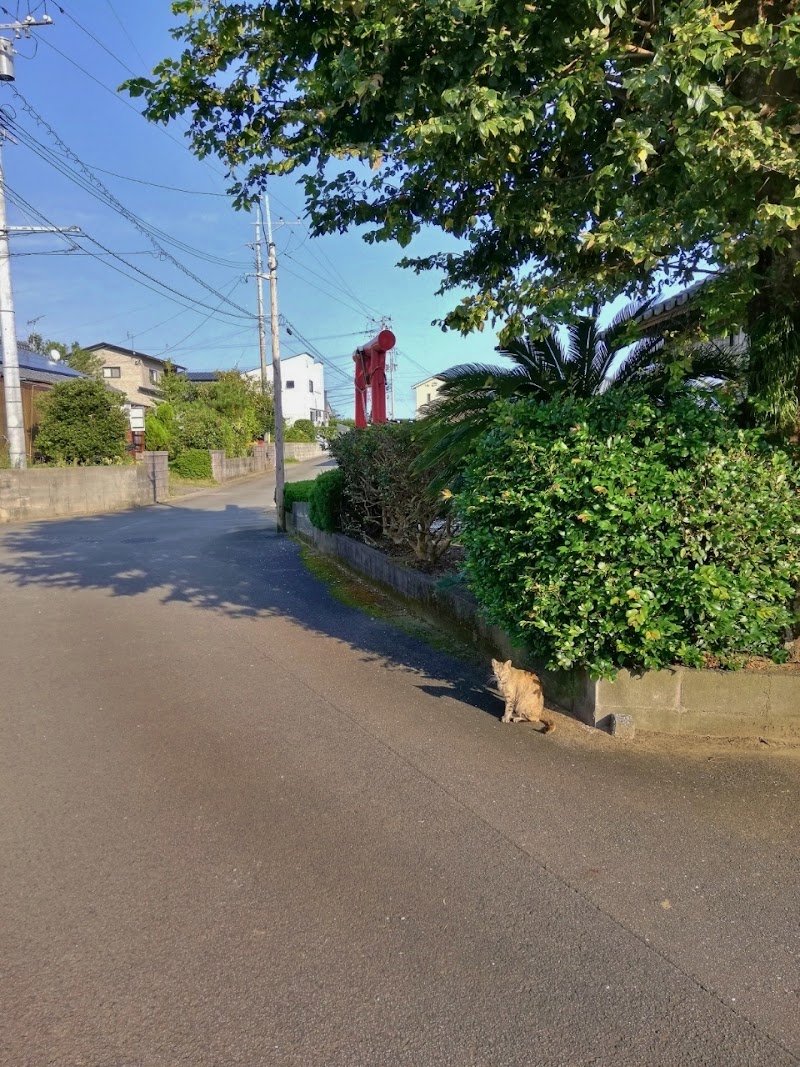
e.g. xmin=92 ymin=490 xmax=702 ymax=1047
xmin=459 ymin=392 xmax=799 ymax=677
xmin=35 ymin=378 xmax=128 ymax=465
xmin=331 ymin=424 xmax=454 ymax=563
xmin=153 ymin=369 xmax=274 ymax=456
xmin=131 ymin=3 xmax=800 ymax=374
xmin=415 ymin=300 xmax=746 ymax=483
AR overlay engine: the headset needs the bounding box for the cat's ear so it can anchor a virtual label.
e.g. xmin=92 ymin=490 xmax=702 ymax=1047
xmin=490 ymin=658 xmax=499 ymax=669
xmin=504 ymin=659 xmax=512 ymax=668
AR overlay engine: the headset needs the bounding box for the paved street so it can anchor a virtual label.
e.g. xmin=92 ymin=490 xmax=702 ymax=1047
xmin=1 ymin=458 xmax=798 ymax=1067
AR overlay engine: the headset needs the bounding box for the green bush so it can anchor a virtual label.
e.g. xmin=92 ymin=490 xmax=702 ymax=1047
xmin=331 ymin=423 xmax=454 ymax=563
xmin=170 ymin=448 xmax=213 ymax=480
xmin=283 ymin=479 xmax=317 ymax=511
xmin=284 ymin=419 xmax=317 ymax=443
xmin=308 ymin=468 xmax=343 ymax=532
xmin=144 ymin=409 xmax=172 ymax=454
xmin=35 ymin=378 xmax=128 ymax=465
xmin=459 ymin=392 xmax=800 ymax=677
xmin=290 ymin=418 xmax=317 ymax=442
xmin=176 ymin=403 xmax=234 ymax=454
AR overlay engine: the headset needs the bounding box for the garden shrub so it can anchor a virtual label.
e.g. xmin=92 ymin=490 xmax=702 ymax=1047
xmin=308 ymin=468 xmax=343 ymax=532
xmin=35 ymin=378 xmax=128 ymax=465
xmin=331 ymin=423 xmax=454 ymax=563
xmin=145 ymin=405 xmax=174 ymax=455
xmin=176 ymin=403 xmax=234 ymax=454
xmin=284 ymin=419 xmax=317 ymax=443
xmin=283 ymin=479 xmax=317 ymax=511
xmin=170 ymin=448 xmax=213 ymax=480
xmin=459 ymin=392 xmax=800 ymax=677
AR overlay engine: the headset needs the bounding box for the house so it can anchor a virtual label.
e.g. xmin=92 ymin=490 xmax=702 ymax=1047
xmin=243 ymin=352 xmax=327 ymax=426
xmin=638 ymin=282 xmax=748 ymax=354
xmin=84 ymin=343 xmax=187 ymax=431
xmin=0 ymin=346 xmax=85 ymax=460
xmin=413 ymin=375 xmax=444 ymax=417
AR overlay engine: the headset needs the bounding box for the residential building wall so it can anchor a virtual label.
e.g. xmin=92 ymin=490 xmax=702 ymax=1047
xmin=414 ymin=376 xmax=443 ymax=417
xmin=244 ymin=352 xmax=327 ymax=425
xmin=86 ymin=344 xmax=176 ymax=412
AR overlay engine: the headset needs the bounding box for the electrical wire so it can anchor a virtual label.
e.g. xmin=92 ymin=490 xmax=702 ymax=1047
xmin=7 ymin=96 xmax=255 ymax=316
xmin=4 ymin=182 xmax=252 ymax=322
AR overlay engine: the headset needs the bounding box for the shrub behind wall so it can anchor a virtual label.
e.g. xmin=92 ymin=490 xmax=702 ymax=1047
xmin=459 ymin=392 xmax=800 ymax=677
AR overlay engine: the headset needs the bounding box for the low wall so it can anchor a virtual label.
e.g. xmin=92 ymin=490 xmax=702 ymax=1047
xmin=0 ymin=451 xmax=169 ymax=524
xmin=287 ymin=503 xmax=800 ymax=741
xmin=209 ymin=444 xmax=271 ymax=483
xmin=267 ymin=442 xmax=325 ymax=463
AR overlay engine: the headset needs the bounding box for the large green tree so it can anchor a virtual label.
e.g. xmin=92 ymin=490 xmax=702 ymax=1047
xmin=130 ymin=0 xmax=800 ymax=426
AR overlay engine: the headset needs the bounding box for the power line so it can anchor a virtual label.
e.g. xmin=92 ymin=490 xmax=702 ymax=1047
xmin=102 ymin=0 xmax=148 ymax=70
xmin=4 ymin=182 xmax=251 ymax=321
xmin=7 ymin=96 xmax=255 ymax=317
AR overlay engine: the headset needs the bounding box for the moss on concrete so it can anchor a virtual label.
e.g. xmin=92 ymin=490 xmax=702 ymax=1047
xmin=298 ymin=542 xmax=478 ymax=663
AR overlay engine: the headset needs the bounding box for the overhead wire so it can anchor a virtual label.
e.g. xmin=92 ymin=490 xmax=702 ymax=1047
xmin=7 ymin=95 xmax=255 ymax=317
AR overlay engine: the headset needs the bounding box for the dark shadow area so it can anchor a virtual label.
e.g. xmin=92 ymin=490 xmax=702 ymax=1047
xmin=0 ymin=500 xmax=496 ymax=717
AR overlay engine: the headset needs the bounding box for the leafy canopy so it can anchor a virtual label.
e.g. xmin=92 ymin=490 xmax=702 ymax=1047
xmin=459 ymin=391 xmax=800 ymax=678
xmin=415 ymin=299 xmax=747 ymax=482
xmin=130 ymin=1 xmax=800 ymax=343
xmin=35 ymin=378 xmax=128 ymax=465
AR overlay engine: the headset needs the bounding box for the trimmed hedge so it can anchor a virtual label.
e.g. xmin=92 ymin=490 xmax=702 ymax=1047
xmin=170 ymin=448 xmax=213 ymax=480
xmin=459 ymin=392 xmax=800 ymax=677
xmin=283 ymin=479 xmax=317 ymax=511
xmin=308 ymin=468 xmax=343 ymax=532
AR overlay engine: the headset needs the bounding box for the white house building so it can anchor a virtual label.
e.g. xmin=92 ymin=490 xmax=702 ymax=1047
xmin=413 ymin=375 xmax=444 ymax=418
xmin=244 ymin=352 xmax=327 ymax=426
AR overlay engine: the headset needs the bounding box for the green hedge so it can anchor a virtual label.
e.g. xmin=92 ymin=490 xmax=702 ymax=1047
xmin=308 ymin=468 xmax=343 ymax=532
xmin=459 ymin=392 xmax=800 ymax=677
xmin=170 ymin=449 xmax=213 ymax=480
xmin=283 ymin=479 xmax=317 ymax=511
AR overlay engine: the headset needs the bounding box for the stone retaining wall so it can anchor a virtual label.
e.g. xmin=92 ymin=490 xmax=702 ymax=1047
xmin=0 ymin=451 xmax=169 ymax=524
xmin=287 ymin=503 xmax=799 ymax=741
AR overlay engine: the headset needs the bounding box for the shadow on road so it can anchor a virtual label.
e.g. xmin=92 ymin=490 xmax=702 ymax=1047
xmin=0 ymin=501 xmax=499 ymax=718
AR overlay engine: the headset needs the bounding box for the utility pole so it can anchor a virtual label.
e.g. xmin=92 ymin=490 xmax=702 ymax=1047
xmin=254 ymin=206 xmax=268 ymax=395
xmin=264 ymin=193 xmax=285 ymax=529
xmin=0 ymin=15 xmax=54 ymax=468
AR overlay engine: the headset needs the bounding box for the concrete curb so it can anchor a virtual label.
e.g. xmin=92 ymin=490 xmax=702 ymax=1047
xmin=287 ymin=503 xmax=800 ymax=742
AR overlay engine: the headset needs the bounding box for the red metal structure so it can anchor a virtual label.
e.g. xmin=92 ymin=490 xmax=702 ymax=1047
xmin=353 ymin=329 xmax=396 ymax=427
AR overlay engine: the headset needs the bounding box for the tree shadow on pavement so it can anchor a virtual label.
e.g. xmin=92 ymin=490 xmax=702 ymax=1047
xmin=0 ymin=502 xmax=499 ymax=718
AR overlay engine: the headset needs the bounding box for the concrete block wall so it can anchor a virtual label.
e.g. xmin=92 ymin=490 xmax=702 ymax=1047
xmin=266 ymin=442 xmax=325 ymax=464
xmin=287 ymin=503 xmax=800 ymax=741
xmin=209 ymin=444 xmax=272 ymax=483
xmin=0 ymin=451 xmax=169 ymax=523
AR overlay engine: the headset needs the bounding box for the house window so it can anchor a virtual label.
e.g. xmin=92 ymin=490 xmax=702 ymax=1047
xmin=102 ymin=366 xmax=121 ymax=379
xmin=286 ymin=380 xmax=295 ymax=389
xmin=309 ymin=380 xmax=314 ymax=393
xmin=148 ymin=368 xmax=161 ymax=384
xmin=426 ymin=392 xmax=431 ymax=403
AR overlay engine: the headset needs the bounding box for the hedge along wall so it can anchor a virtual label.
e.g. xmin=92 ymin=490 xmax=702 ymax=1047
xmin=459 ymin=392 xmax=799 ymax=680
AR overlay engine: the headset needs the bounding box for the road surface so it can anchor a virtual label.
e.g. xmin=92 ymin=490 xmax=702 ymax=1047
xmin=1 ymin=459 xmax=798 ymax=1066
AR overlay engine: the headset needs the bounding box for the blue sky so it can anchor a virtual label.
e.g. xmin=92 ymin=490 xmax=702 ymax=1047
xmin=2 ymin=0 xmax=503 ymax=419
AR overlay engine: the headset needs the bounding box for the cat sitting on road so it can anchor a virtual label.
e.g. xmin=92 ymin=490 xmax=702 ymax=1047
xmin=491 ymin=659 xmax=555 ymax=733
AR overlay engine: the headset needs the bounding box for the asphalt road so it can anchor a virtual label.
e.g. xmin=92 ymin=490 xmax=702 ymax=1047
xmin=1 ymin=459 xmax=798 ymax=1067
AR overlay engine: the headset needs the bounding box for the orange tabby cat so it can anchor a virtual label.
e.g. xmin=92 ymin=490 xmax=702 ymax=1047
xmin=491 ymin=658 xmax=554 ymax=732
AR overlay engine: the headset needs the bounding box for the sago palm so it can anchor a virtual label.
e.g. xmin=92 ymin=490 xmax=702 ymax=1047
xmin=415 ymin=300 xmax=744 ymax=483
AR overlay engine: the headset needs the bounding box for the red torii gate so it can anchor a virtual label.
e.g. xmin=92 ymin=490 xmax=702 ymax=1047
xmin=353 ymin=329 xmax=396 ymax=427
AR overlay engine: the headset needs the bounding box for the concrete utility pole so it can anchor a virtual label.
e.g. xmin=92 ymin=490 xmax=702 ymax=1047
xmin=0 ymin=15 xmax=54 ymax=468
xmin=254 ymin=206 xmax=268 ymax=395
xmin=264 ymin=193 xmax=286 ymax=529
